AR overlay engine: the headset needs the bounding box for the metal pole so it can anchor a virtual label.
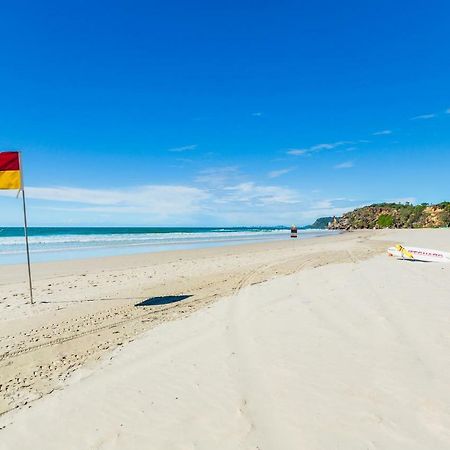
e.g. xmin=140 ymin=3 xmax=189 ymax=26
xmin=21 ymin=189 xmax=33 ymax=304
xmin=19 ymin=152 xmax=34 ymax=305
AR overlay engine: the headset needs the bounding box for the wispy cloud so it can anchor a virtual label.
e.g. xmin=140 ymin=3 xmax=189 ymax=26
xmin=311 ymin=141 xmax=349 ymax=151
xmin=268 ymin=167 xmax=294 ymax=178
xmin=310 ymin=198 xmax=354 ymax=210
xmin=334 ymin=161 xmax=354 ymax=170
xmin=287 ymin=141 xmax=349 ymax=156
xmin=194 ymin=166 xmax=240 ymax=187
xmin=0 ymin=181 xmax=381 ymax=226
xmin=446 ymin=108 xmax=450 ymax=114
xmin=168 ymin=144 xmax=197 ymax=152
xmin=252 ymin=112 xmax=263 ymax=117
xmin=373 ymin=130 xmax=392 ymax=135
xmin=223 ymin=182 xmax=300 ymax=205
xmin=287 ymin=149 xmax=307 ymax=156
xmin=20 ymin=185 xmax=209 ymax=221
xmin=411 ymin=113 xmax=436 ymax=120
xmin=295 ymin=197 xmax=366 ymax=221
xmin=3 ymin=179 xmax=304 ymax=225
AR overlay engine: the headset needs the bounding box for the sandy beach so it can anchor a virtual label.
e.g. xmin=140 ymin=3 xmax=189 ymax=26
xmin=2 ymin=1 xmax=449 ymax=448
xmin=1 ymin=229 xmax=450 ymax=449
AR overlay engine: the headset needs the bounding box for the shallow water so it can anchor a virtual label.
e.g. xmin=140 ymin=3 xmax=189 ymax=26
xmin=0 ymin=227 xmax=337 ymax=264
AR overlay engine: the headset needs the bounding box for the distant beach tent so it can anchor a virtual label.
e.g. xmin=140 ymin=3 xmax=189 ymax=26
xmin=290 ymin=224 xmax=298 ymax=238
xmin=0 ymin=151 xmax=34 ymax=303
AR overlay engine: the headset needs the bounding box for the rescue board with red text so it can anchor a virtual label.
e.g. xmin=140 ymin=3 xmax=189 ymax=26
xmin=387 ymin=244 xmax=450 ymax=263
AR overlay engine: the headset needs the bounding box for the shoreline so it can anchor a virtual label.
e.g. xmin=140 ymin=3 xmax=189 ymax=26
xmin=0 ymin=230 xmax=343 ymax=284
xmin=0 ymin=229 xmax=335 ymax=266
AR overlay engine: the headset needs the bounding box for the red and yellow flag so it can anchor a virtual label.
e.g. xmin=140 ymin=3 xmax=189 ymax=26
xmin=0 ymin=152 xmax=21 ymax=190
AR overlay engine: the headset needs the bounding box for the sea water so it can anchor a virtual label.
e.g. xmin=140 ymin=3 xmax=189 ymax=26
xmin=0 ymin=227 xmax=337 ymax=264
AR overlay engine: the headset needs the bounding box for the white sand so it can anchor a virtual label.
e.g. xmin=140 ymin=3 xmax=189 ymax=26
xmin=0 ymin=230 xmax=385 ymax=415
xmin=1 ymin=229 xmax=450 ymax=449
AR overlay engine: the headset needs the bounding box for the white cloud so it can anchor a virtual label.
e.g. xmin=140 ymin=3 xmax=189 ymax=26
xmin=297 ymin=198 xmax=365 ymax=221
xmin=252 ymin=112 xmax=263 ymax=117
xmin=2 ymin=166 xmax=394 ymax=226
xmin=312 ymin=142 xmax=348 ymax=150
xmin=24 ymin=185 xmax=209 ymax=220
xmin=194 ymin=166 xmax=240 ymax=187
xmin=287 ymin=149 xmax=307 ymax=156
xmin=311 ymin=200 xmax=335 ymax=209
xmin=446 ymin=108 xmax=450 ymax=114
xmin=334 ymin=161 xmax=354 ymax=170
xmin=268 ymin=168 xmax=294 ymax=178
xmin=0 ymin=190 xmax=17 ymax=198
xmin=411 ymin=114 xmax=436 ymax=120
xmin=373 ymin=130 xmax=392 ymax=135
xmin=223 ymin=182 xmax=300 ymax=205
xmin=6 ymin=176 xmax=305 ymax=225
xmin=168 ymin=144 xmax=197 ymax=152
xmin=287 ymin=141 xmax=349 ymax=156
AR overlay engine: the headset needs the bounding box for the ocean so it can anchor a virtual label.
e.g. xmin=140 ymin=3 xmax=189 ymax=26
xmin=0 ymin=226 xmax=337 ymax=264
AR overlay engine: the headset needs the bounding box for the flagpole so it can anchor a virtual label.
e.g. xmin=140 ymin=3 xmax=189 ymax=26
xmin=19 ymin=152 xmax=34 ymax=305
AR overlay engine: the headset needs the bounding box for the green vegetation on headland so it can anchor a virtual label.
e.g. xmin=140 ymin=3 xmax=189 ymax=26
xmin=326 ymin=202 xmax=450 ymax=230
xmin=301 ymin=217 xmax=334 ymax=230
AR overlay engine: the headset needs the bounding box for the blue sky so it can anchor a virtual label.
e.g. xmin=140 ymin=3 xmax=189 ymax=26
xmin=1 ymin=0 xmax=449 ymax=226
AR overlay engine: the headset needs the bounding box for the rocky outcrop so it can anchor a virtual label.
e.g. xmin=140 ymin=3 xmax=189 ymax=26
xmin=328 ymin=202 xmax=450 ymax=230
xmin=303 ymin=216 xmax=334 ymax=230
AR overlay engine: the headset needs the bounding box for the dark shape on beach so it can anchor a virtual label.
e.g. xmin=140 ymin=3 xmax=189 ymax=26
xmin=135 ymin=295 xmax=192 ymax=307
xmin=290 ymin=224 xmax=298 ymax=238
